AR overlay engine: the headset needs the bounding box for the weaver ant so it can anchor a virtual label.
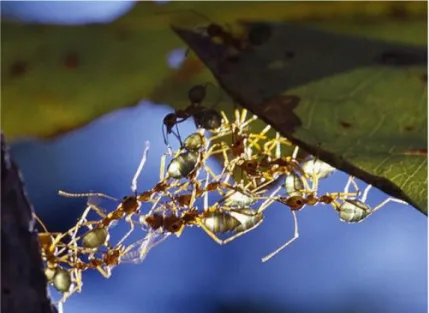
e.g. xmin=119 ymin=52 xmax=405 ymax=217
xmin=34 ymin=215 xmax=83 ymax=311
xmin=58 ymin=141 xmax=152 ymax=252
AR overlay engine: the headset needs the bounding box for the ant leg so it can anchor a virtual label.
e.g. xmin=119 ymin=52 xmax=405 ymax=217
xmin=162 ymin=124 xmax=169 ymax=146
xmin=131 ymin=141 xmax=150 ymax=194
xmin=68 ymin=203 xmax=106 ymax=242
xmin=33 ymin=214 xmax=49 ymax=232
xmin=159 ymin=153 xmax=167 ymax=181
xmin=173 ymin=123 xmax=183 ymax=146
xmin=234 ymin=108 xmax=241 ymax=125
xmin=291 ymin=145 xmax=299 ymax=160
xmin=239 ymin=113 xmax=258 ymax=132
xmin=344 ymin=176 xmax=361 ymax=196
xmin=329 ymin=199 xmax=342 ymax=212
xmin=344 ymin=175 xmax=353 ymax=194
xmin=258 ymin=186 xmax=282 ymax=214
xmin=57 ymin=301 xmax=64 ymax=313
xmin=370 ymin=197 xmax=408 ymax=214
xmin=196 ymin=220 xmax=225 ymax=245
xmin=249 ymin=124 xmax=271 ymax=151
xmin=220 ymin=110 xmax=231 ymax=125
xmin=361 ymin=184 xmax=373 ymax=203
xmin=202 ymin=172 xmax=210 ymax=211
xmin=116 ymin=215 xmax=135 ymax=246
xmin=261 ymin=210 xmax=299 ymax=262
xmin=95 ymin=265 xmax=112 ymax=279
xmin=275 ymin=132 xmax=281 ymax=159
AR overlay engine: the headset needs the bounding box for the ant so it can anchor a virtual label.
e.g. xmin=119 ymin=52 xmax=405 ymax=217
xmin=260 ymin=173 xmax=358 ymax=263
xmin=34 ymin=215 xmax=84 ymax=311
xmin=332 ymin=177 xmax=408 ymax=223
xmin=162 ymin=83 xmax=223 ymax=148
xmin=58 ymin=141 xmax=152 ymax=251
xmin=131 ymin=173 xmax=282 ymax=262
xmin=156 ymin=9 xmax=247 ymax=53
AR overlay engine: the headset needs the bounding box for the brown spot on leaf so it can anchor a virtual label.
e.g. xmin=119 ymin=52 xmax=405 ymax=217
xmin=389 ymin=3 xmax=408 ymax=19
xmin=421 ymin=73 xmax=427 ymax=83
xmin=63 ymin=52 xmax=79 ymax=69
xmin=403 ymin=125 xmax=415 ymax=132
xmin=378 ymin=51 xmax=427 ymax=66
xmin=261 ymin=95 xmax=302 ymax=133
xmin=402 ymin=148 xmax=427 ymax=156
xmin=339 ymin=121 xmax=352 ymax=129
xmin=9 ymin=61 xmax=28 ymax=78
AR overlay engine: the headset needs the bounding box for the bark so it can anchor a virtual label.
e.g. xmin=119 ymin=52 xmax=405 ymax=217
xmin=1 ymin=131 xmax=57 ymax=313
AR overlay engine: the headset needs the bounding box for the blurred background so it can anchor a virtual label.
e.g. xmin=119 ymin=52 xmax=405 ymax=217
xmin=2 ymin=2 xmax=427 ymax=313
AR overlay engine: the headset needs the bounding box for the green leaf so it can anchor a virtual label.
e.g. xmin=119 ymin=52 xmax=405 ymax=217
xmin=172 ymin=18 xmax=428 ymax=215
xmin=2 ymin=1 xmax=426 ymax=140
xmin=0 ymin=18 xmax=189 ymax=139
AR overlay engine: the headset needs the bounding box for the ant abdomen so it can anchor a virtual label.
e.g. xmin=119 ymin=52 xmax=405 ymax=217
xmin=52 ymin=268 xmax=72 ymax=293
xmin=201 ymin=211 xmax=241 ymax=234
xmin=302 ymin=158 xmax=335 ymax=179
xmin=193 ymin=109 xmax=222 ymax=130
xmin=224 ymin=191 xmax=255 ymax=209
xmin=338 ymin=199 xmax=371 ymax=223
xmin=284 ymin=173 xmax=304 ymax=197
xmin=167 ymin=151 xmax=200 ymax=179
xmin=231 ymin=209 xmax=263 ymax=233
xmin=82 ymin=228 xmax=109 ymax=249
xmin=183 ymin=132 xmax=204 ymax=151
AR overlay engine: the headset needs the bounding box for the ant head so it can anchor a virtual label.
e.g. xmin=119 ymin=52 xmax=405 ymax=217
xmin=163 ymin=112 xmax=177 ymax=124
xmin=164 ymin=215 xmax=184 ymax=234
xmin=122 ymin=196 xmax=139 ymax=214
xmin=145 ymin=214 xmax=163 ymax=230
xmin=286 ymin=196 xmax=306 ymax=211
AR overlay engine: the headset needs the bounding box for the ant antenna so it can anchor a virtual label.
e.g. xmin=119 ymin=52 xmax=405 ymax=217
xmin=58 ymin=190 xmax=119 ymax=202
xmin=33 ymin=213 xmax=49 ymax=233
xmin=131 ymin=141 xmax=150 ymax=195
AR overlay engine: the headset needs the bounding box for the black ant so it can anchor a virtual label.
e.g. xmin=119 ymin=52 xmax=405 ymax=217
xmin=162 ymin=83 xmax=222 ymax=147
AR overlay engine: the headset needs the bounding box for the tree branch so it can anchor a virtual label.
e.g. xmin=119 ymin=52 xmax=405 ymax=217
xmin=1 ymin=131 xmax=57 ymax=313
